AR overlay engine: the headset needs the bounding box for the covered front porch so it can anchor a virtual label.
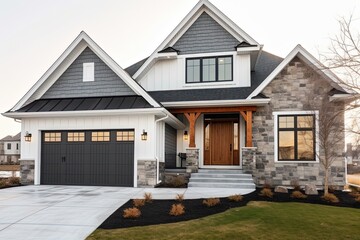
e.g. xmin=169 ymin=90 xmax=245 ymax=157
xmin=168 ymin=106 xmax=257 ymax=172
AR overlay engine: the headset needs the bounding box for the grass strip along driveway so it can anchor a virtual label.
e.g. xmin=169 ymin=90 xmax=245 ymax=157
xmin=88 ymin=201 xmax=360 ymax=240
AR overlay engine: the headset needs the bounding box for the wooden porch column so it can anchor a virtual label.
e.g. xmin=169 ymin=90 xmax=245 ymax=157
xmin=184 ymin=112 xmax=201 ymax=148
xmin=240 ymin=110 xmax=253 ymax=147
xmin=246 ymin=111 xmax=253 ymax=147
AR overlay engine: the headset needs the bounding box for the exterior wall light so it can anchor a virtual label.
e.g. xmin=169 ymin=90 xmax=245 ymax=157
xmin=183 ymin=130 xmax=189 ymax=141
xmin=25 ymin=132 xmax=32 ymax=142
xmin=141 ymin=130 xmax=148 ymax=141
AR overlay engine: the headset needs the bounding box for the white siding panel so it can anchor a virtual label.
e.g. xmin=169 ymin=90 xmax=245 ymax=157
xmin=138 ymin=53 xmax=251 ymax=91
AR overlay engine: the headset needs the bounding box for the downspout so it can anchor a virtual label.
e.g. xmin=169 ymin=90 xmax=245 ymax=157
xmin=154 ymin=113 xmax=169 ymax=184
xmin=14 ymin=119 xmax=21 ymax=123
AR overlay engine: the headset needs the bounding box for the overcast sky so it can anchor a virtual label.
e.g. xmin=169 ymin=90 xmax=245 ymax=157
xmin=0 ymin=0 xmax=359 ymax=138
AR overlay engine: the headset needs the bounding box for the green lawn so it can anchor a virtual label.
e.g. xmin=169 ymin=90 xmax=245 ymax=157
xmin=87 ymin=202 xmax=360 ymax=240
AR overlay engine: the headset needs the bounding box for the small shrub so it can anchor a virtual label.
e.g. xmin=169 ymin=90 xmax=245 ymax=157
xmin=202 ymin=198 xmax=221 ymax=207
xmin=169 ymin=203 xmax=185 ymax=216
xmin=291 ymin=181 xmax=301 ymax=191
xmin=228 ymin=194 xmax=243 ymax=202
xmin=259 ymin=188 xmax=273 ymax=198
xmin=8 ymin=177 xmax=20 ymax=185
xmin=123 ymin=207 xmax=141 ymax=219
xmin=132 ymin=199 xmax=145 ymax=208
xmin=291 ymin=190 xmax=307 ymax=199
xmin=175 ymin=193 xmax=184 ymax=202
xmin=263 ymin=183 xmax=272 ymax=189
xmin=0 ymin=179 xmax=7 ymax=187
xmin=328 ymin=185 xmax=336 ymax=193
xmin=322 ymin=193 xmax=339 ymax=203
xmin=355 ymin=195 xmax=360 ymax=203
xmin=169 ymin=176 xmax=186 ymax=188
xmin=144 ymin=192 xmax=152 ymax=203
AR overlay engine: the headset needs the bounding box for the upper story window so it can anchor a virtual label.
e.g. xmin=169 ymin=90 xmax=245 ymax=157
xmin=186 ymin=56 xmax=232 ymax=83
xmin=7 ymin=143 xmax=11 ymax=150
xmin=83 ymin=62 xmax=94 ymax=82
xmin=274 ymin=112 xmax=318 ymax=162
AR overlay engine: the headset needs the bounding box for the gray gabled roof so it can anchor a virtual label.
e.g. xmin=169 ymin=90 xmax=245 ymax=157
xmin=125 ymin=57 xmax=149 ymax=77
xmin=125 ymin=50 xmax=283 ymax=102
xmin=0 ymin=133 xmax=21 ymax=142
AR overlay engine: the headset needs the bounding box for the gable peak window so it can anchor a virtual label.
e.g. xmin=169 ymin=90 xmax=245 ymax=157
xmin=83 ymin=62 xmax=95 ymax=82
xmin=186 ymin=56 xmax=232 ymax=83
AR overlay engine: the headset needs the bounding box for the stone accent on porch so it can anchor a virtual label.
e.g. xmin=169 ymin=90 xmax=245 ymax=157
xmin=186 ymin=148 xmax=199 ymax=173
xmin=137 ymin=160 xmax=157 ymax=187
xmin=20 ymin=160 xmax=35 ymax=185
xmin=241 ymin=147 xmax=257 ymax=174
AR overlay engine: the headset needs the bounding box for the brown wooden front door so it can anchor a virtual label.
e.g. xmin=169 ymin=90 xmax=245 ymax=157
xmin=204 ymin=120 xmax=239 ymax=166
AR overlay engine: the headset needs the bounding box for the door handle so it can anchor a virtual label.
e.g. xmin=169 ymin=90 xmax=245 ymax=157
xmin=230 ymin=144 xmax=232 ymax=151
xmin=61 ymin=157 xmax=66 ymax=162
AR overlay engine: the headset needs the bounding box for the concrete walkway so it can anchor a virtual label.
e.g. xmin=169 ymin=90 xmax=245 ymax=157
xmin=0 ymin=185 xmax=253 ymax=240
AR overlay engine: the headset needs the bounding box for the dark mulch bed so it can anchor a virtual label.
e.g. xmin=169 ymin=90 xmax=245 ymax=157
xmin=99 ymin=188 xmax=360 ymax=229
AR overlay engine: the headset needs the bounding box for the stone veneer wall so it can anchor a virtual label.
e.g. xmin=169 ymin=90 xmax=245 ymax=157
xmin=186 ymin=148 xmax=199 ymax=173
xmin=137 ymin=160 xmax=157 ymax=187
xmin=20 ymin=160 xmax=35 ymax=185
xmin=252 ymin=57 xmax=346 ymax=188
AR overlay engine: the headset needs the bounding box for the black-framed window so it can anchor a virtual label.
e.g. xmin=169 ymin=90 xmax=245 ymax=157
xmin=186 ymin=56 xmax=233 ymax=83
xmin=7 ymin=143 xmax=11 ymax=150
xmin=278 ymin=115 xmax=315 ymax=161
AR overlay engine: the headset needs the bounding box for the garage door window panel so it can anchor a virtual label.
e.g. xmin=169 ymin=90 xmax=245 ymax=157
xmin=68 ymin=132 xmax=85 ymax=142
xmin=44 ymin=132 xmax=61 ymax=142
xmin=92 ymin=131 xmax=110 ymax=142
xmin=117 ymin=131 xmax=135 ymax=141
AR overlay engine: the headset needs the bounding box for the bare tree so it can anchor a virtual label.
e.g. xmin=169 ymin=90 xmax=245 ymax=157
xmin=320 ymin=15 xmax=360 ymax=94
xmin=317 ymin=99 xmax=345 ymax=195
xmin=304 ymin=92 xmax=345 ymax=195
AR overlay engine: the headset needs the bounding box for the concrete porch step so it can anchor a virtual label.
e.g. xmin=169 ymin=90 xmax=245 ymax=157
xmin=198 ymin=169 xmax=244 ymax=174
xmin=189 ymin=177 xmax=254 ymax=183
xmin=188 ymin=169 xmax=255 ymax=190
xmin=192 ymin=173 xmax=252 ymax=179
xmin=188 ymin=182 xmax=256 ymax=189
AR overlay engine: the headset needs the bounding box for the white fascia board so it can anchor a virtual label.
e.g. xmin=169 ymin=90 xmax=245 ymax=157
xmin=329 ymin=94 xmax=356 ymax=102
xmin=2 ymin=108 xmax=164 ymax=119
xmin=162 ymin=99 xmax=270 ymax=108
xmin=247 ymin=44 xmax=344 ymax=100
xmin=11 ymin=33 xmax=87 ymax=111
xmin=132 ymin=0 xmax=259 ymax=80
xmin=237 ymin=46 xmax=261 ymax=54
xmin=156 ymin=52 xmax=178 ymax=60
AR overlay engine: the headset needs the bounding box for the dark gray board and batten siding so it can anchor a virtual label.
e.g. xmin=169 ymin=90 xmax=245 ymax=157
xmin=173 ymin=12 xmax=240 ymax=55
xmin=165 ymin=124 xmax=178 ymax=168
xmin=42 ymin=47 xmax=135 ymax=99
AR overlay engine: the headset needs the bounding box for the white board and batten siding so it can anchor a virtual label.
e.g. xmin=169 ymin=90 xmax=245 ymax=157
xmin=138 ymin=53 xmax=251 ymax=91
xmin=20 ymin=114 xmax=157 ymax=186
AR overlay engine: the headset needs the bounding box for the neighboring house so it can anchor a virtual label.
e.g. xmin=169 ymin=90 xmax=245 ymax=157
xmin=2 ymin=0 xmax=352 ymax=188
xmin=0 ymin=133 xmax=21 ymax=164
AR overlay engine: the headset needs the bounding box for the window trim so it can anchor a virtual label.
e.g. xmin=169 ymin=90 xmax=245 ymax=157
xmin=185 ymin=55 xmax=233 ymax=83
xmin=273 ymin=111 xmax=319 ymax=163
xmin=83 ymin=62 xmax=95 ymax=82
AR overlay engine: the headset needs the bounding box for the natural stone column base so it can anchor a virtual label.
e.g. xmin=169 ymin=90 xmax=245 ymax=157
xmin=137 ymin=160 xmax=157 ymax=187
xmin=186 ymin=148 xmax=199 ymax=173
xmin=20 ymin=160 xmax=35 ymax=185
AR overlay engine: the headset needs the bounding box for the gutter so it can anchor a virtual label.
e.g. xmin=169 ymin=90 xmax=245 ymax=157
xmin=162 ymin=98 xmax=271 ymax=108
xmin=154 ymin=113 xmax=169 ymax=184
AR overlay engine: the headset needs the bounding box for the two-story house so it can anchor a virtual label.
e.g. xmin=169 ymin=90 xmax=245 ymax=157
xmin=3 ymin=0 xmax=350 ymax=189
xmin=0 ymin=133 xmax=21 ymax=164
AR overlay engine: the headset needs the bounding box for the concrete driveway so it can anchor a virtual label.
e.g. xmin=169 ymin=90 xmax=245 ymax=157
xmin=0 ymin=185 xmax=253 ymax=240
xmin=0 ymin=185 xmax=143 ymax=240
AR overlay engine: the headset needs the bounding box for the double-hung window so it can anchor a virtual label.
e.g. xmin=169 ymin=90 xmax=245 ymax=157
xmin=274 ymin=112 xmax=317 ymax=162
xmin=186 ymin=56 xmax=232 ymax=83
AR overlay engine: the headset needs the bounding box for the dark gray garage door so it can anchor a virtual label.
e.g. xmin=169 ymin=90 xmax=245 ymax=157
xmin=41 ymin=130 xmax=134 ymax=187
